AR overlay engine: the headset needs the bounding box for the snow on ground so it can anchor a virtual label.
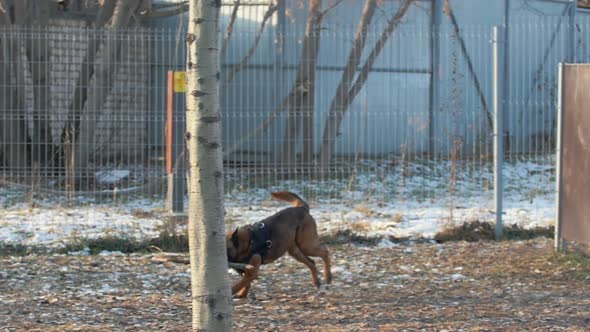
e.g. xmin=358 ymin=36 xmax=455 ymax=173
xmin=0 ymin=157 xmax=556 ymax=249
xmin=0 ymin=199 xmax=164 ymax=248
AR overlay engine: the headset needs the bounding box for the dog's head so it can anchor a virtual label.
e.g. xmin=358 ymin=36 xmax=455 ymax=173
xmin=226 ymin=226 xmax=251 ymax=263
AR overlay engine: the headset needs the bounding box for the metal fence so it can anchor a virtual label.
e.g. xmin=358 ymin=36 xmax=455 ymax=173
xmin=0 ymin=18 xmax=587 ymax=224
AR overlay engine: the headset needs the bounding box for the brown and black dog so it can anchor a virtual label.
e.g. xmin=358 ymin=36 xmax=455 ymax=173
xmin=226 ymin=191 xmax=332 ymax=298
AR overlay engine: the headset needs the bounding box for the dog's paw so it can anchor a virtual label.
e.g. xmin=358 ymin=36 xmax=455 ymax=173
xmin=233 ymin=291 xmax=250 ymax=300
xmin=312 ymin=279 xmax=321 ymax=289
xmin=318 ymin=284 xmax=329 ymax=294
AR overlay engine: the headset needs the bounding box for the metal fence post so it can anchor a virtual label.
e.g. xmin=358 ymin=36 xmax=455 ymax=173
xmin=555 ymin=63 xmax=565 ymax=252
xmin=429 ymin=0 xmax=443 ymax=156
xmin=166 ymin=71 xmax=186 ymax=214
xmin=166 ymin=71 xmax=175 ymax=212
xmin=503 ymin=0 xmax=510 ymax=152
xmin=172 ymin=85 xmax=186 ymax=213
xmin=492 ymin=26 xmax=504 ymax=240
xmin=568 ymin=0 xmax=577 ymax=62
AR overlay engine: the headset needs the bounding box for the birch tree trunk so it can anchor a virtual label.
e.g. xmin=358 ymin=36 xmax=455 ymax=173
xmin=186 ymin=0 xmax=232 ymax=330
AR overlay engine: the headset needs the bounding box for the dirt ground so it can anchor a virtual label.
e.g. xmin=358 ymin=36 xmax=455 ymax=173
xmin=1 ymin=238 xmax=589 ymax=332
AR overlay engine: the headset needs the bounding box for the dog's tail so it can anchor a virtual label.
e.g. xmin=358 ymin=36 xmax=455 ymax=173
xmin=271 ymin=191 xmax=309 ymax=211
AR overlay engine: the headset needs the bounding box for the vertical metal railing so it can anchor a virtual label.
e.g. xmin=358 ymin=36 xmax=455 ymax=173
xmin=0 ymin=15 xmax=586 ymax=221
xmin=492 ymin=26 xmax=505 ymax=239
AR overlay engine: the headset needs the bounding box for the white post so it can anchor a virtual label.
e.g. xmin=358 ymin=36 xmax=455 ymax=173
xmin=492 ymin=26 xmax=504 ymax=240
xmin=555 ymin=63 xmax=565 ymax=252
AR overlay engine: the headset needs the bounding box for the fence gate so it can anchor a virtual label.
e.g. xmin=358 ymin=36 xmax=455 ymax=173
xmin=556 ymin=63 xmax=590 ymax=255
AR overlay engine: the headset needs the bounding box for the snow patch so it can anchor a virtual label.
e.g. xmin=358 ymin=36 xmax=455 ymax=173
xmin=377 ymin=238 xmax=397 ymax=248
xmin=98 ymin=250 xmax=124 ymax=256
xmin=0 ymin=157 xmax=557 ymax=248
xmin=95 ymin=170 xmax=131 ymax=185
xmin=450 ymin=273 xmax=467 ymax=281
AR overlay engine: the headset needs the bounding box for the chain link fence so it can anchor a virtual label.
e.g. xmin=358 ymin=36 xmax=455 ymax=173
xmin=0 ymin=8 xmax=589 ymax=247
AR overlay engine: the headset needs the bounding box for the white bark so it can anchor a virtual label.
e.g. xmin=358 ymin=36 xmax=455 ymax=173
xmin=186 ymin=0 xmax=232 ymax=331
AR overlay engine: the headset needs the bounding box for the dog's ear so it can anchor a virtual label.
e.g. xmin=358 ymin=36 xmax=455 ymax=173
xmin=231 ymin=227 xmax=240 ymax=248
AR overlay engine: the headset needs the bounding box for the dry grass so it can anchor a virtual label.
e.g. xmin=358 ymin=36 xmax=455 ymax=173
xmin=434 ymin=220 xmax=554 ymax=243
xmin=353 ymin=204 xmax=379 ymax=217
xmin=391 ymin=213 xmax=403 ymax=223
xmin=1 ymin=239 xmax=589 ymax=331
xmin=130 ymin=209 xmax=156 ymax=219
xmin=348 ymin=221 xmax=371 ymax=234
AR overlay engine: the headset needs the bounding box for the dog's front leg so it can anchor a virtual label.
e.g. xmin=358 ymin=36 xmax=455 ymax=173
xmin=231 ymin=254 xmax=261 ymax=298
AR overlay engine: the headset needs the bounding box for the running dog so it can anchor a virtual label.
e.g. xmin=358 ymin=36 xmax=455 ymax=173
xmin=226 ymin=191 xmax=332 ymax=298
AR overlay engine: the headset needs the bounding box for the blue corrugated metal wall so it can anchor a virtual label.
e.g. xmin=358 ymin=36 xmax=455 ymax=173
xmin=148 ymin=0 xmax=590 ymax=159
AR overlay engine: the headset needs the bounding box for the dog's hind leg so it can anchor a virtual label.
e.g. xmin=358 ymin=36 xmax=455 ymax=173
xmin=296 ymin=218 xmax=332 ymax=284
xmin=300 ymin=244 xmax=332 ymax=284
xmin=288 ymin=246 xmax=321 ymax=288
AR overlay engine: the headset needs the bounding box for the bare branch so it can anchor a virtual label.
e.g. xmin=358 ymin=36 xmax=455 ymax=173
xmin=152 ymin=1 xmax=189 ymax=9
xmin=345 ymin=0 xmax=415 ymax=108
xmin=221 ymin=0 xmax=240 ymax=58
xmin=443 ymin=0 xmax=492 ymax=130
xmin=318 ymin=0 xmax=377 ymax=165
xmin=224 ymin=0 xmax=278 ymax=84
xmin=223 ymin=84 xmax=299 ymax=157
xmin=142 ymin=3 xmax=189 ymax=19
xmin=94 ymin=0 xmax=116 ymax=28
xmin=320 ymin=0 xmax=344 ymax=18
xmin=224 ymin=0 xmax=322 ymax=158
xmin=318 ymin=0 xmax=418 ymax=165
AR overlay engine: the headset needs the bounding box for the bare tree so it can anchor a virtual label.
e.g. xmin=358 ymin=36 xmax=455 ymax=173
xmin=0 ymin=0 xmax=29 ymax=169
xmin=222 ymin=0 xmax=412 ymax=167
xmin=220 ymin=0 xmax=241 ymax=59
xmin=186 ymin=0 xmax=232 ymax=330
xmin=0 ymin=0 xmax=153 ymax=184
xmin=222 ymin=0 xmax=342 ymax=164
xmin=278 ymin=0 xmax=322 ymax=165
xmin=317 ymin=0 xmax=377 ymax=167
xmin=318 ymin=0 xmax=415 ymax=166
xmin=0 ymin=0 xmax=53 ymax=170
xmin=20 ymin=1 xmax=52 ymax=166
xmin=224 ymin=0 xmax=278 ymax=84
xmin=68 ymin=0 xmax=144 ymax=186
